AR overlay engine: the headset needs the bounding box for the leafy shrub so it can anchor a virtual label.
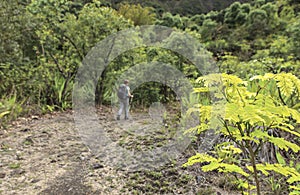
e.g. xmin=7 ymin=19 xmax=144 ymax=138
xmin=184 ymin=73 xmax=300 ymax=195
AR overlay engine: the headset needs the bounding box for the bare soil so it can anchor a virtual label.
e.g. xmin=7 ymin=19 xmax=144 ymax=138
xmin=0 ymin=108 xmax=238 ymax=195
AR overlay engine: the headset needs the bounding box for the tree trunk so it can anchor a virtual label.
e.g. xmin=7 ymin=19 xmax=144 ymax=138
xmin=95 ymin=68 xmax=107 ymax=106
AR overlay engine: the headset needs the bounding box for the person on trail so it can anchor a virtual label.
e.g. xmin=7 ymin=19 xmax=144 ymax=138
xmin=117 ymin=79 xmax=133 ymax=120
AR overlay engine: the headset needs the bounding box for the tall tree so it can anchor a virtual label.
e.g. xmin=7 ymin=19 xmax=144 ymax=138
xmin=27 ymin=0 xmax=132 ymax=106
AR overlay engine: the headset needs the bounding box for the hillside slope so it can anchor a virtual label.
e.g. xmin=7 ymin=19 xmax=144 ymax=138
xmin=108 ymin=0 xmax=251 ymax=15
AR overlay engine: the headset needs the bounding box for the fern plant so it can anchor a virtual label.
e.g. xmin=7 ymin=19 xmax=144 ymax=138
xmin=183 ymin=73 xmax=300 ymax=195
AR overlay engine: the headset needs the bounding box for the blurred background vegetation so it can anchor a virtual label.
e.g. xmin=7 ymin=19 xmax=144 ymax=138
xmin=1 ymin=0 xmax=300 ymax=126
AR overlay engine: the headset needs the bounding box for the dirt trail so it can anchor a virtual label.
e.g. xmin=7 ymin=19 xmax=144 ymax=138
xmin=0 ymin=110 xmax=236 ymax=195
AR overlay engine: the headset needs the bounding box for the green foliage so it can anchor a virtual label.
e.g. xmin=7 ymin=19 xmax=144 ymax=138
xmin=26 ymin=0 xmax=133 ymax=107
xmin=0 ymin=0 xmax=137 ymax=119
xmin=161 ymin=0 xmax=298 ymax=63
xmin=224 ymin=2 xmax=249 ymax=28
xmin=118 ymin=3 xmax=156 ymax=26
xmin=0 ymin=1 xmax=299 ymax=194
xmin=200 ymin=19 xmax=218 ymax=42
xmin=287 ymin=16 xmax=300 ymax=59
xmin=251 ymin=72 xmax=300 ymax=107
xmin=218 ymin=53 xmax=300 ymax=80
xmin=0 ymin=0 xmax=33 ymax=65
xmin=0 ymin=95 xmax=23 ymax=128
xmin=184 ymin=73 xmax=300 ymax=195
xmin=102 ymin=44 xmax=201 ymax=106
xmin=107 ymin=0 xmax=244 ymax=16
xmin=156 ymin=12 xmax=189 ymax=29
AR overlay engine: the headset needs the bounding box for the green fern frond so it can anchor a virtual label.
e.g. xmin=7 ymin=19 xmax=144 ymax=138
xmin=275 ymin=74 xmax=295 ymax=97
xmin=193 ymin=87 xmax=210 ymax=93
xmin=203 ymin=162 xmax=250 ymax=177
xmin=182 ymin=153 xmax=219 ymax=167
xmin=248 ymin=163 xmax=300 ymax=182
xmin=251 ymin=72 xmax=300 ymax=101
xmin=290 ymin=185 xmax=300 ymax=195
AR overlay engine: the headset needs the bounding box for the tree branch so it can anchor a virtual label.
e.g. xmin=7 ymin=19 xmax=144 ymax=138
xmin=48 ymin=52 xmax=66 ymax=78
xmin=63 ymin=34 xmax=85 ymax=60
